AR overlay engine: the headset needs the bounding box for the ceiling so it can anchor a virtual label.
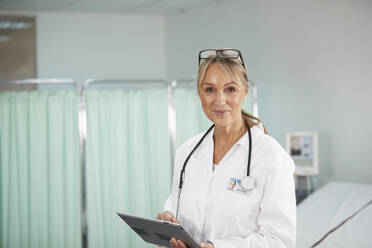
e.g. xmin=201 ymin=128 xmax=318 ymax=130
xmin=0 ymin=0 xmax=227 ymax=14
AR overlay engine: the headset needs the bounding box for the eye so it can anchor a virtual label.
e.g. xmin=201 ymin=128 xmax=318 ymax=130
xmin=205 ymin=87 xmax=214 ymax=93
xmin=227 ymin=86 xmax=236 ymax=93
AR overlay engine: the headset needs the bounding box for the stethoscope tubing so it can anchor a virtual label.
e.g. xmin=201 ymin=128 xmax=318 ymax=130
xmin=176 ymin=123 xmax=253 ymax=219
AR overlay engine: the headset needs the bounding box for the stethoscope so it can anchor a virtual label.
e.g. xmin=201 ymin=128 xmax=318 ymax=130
xmin=175 ymin=123 xmax=255 ymax=219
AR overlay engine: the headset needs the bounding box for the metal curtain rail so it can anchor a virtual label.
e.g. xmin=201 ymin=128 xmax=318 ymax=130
xmin=77 ymin=82 xmax=88 ymax=248
xmin=168 ymin=80 xmax=177 ymax=169
xmin=84 ymin=78 xmax=168 ymax=86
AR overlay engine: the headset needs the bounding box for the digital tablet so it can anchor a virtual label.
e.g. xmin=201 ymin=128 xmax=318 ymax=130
xmin=117 ymin=212 xmax=199 ymax=248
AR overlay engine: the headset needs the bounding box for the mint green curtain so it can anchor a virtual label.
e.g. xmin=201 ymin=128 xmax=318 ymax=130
xmin=85 ymin=88 xmax=171 ymax=248
xmin=174 ymin=86 xmax=254 ymax=148
xmin=0 ymin=84 xmax=254 ymax=248
xmin=0 ymin=90 xmax=81 ymax=248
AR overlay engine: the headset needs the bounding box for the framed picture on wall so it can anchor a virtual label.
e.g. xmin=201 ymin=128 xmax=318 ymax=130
xmin=286 ymin=132 xmax=318 ymax=176
xmin=0 ymin=15 xmax=36 ymax=82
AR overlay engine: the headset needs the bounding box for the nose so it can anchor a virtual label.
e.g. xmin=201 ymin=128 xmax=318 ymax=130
xmin=214 ymin=90 xmax=227 ymax=105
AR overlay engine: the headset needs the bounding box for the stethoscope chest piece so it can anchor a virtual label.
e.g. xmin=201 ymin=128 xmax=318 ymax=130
xmin=240 ymin=176 xmax=256 ymax=191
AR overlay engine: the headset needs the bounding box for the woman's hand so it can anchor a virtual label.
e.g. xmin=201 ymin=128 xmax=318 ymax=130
xmin=169 ymin=239 xmax=215 ymax=248
xmin=156 ymin=211 xmax=183 ymax=248
xmin=199 ymin=241 xmax=215 ymax=248
xmin=156 ymin=211 xmax=179 ymax=223
xmin=170 ymin=238 xmax=187 ymax=248
xmin=156 ymin=212 xmax=214 ymax=248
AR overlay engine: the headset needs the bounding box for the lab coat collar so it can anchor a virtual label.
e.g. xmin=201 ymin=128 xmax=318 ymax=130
xmin=197 ymin=124 xmax=264 ymax=156
xmin=238 ymin=125 xmax=264 ymax=150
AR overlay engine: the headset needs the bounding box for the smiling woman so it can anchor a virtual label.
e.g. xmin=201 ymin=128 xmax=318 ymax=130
xmin=197 ymin=53 xmax=267 ymax=134
xmin=199 ymin=65 xmax=247 ymax=128
xmin=156 ymin=49 xmax=296 ymax=248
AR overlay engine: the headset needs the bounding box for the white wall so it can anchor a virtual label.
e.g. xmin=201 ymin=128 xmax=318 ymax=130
xmin=2 ymin=1 xmax=371 ymax=186
xmin=36 ymin=12 xmax=167 ymax=81
xmin=166 ymin=0 xmax=372 ymax=186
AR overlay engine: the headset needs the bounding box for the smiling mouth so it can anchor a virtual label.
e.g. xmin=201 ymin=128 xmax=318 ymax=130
xmin=213 ymin=110 xmax=229 ymax=116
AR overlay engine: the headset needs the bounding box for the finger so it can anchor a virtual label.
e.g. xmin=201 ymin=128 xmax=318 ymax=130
xmin=199 ymin=242 xmax=211 ymax=248
xmin=164 ymin=212 xmax=171 ymax=221
xmin=177 ymin=240 xmax=187 ymax=248
xmin=170 ymin=238 xmax=179 ymax=248
xmin=170 ymin=216 xmax=177 ymax=223
xmin=165 ymin=211 xmax=174 ymax=221
xmin=159 ymin=212 xmax=166 ymax=220
xmin=157 ymin=211 xmax=169 ymax=221
xmin=167 ymin=213 xmax=178 ymax=223
xmin=164 ymin=212 xmax=178 ymax=223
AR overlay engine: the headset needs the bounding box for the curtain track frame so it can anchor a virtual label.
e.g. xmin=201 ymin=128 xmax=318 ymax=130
xmin=0 ymin=78 xmax=259 ymax=248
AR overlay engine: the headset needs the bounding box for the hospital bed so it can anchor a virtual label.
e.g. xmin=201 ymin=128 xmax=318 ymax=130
xmin=296 ymin=181 xmax=372 ymax=248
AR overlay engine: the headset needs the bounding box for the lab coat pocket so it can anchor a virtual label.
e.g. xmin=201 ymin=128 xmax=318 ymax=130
xmin=231 ymin=187 xmax=262 ymax=224
xmin=217 ymin=188 xmax=260 ymax=235
xmin=224 ymin=188 xmax=258 ymax=213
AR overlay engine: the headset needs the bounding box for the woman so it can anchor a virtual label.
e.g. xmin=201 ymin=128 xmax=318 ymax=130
xmin=157 ymin=49 xmax=296 ymax=248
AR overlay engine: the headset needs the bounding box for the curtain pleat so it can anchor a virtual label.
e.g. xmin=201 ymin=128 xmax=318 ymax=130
xmin=85 ymin=89 xmax=171 ymax=248
xmin=0 ymin=91 xmax=81 ymax=248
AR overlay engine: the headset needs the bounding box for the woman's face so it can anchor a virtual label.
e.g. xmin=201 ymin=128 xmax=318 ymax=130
xmin=199 ymin=63 xmax=248 ymax=128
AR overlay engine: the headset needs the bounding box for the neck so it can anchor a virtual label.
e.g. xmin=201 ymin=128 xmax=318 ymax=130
xmin=214 ymin=116 xmax=246 ymax=142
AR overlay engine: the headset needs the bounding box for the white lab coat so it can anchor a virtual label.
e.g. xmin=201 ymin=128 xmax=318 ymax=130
xmin=164 ymin=125 xmax=296 ymax=248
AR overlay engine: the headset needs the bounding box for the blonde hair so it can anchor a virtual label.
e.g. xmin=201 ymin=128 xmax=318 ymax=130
xmin=197 ymin=55 xmax=268 ymax=134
